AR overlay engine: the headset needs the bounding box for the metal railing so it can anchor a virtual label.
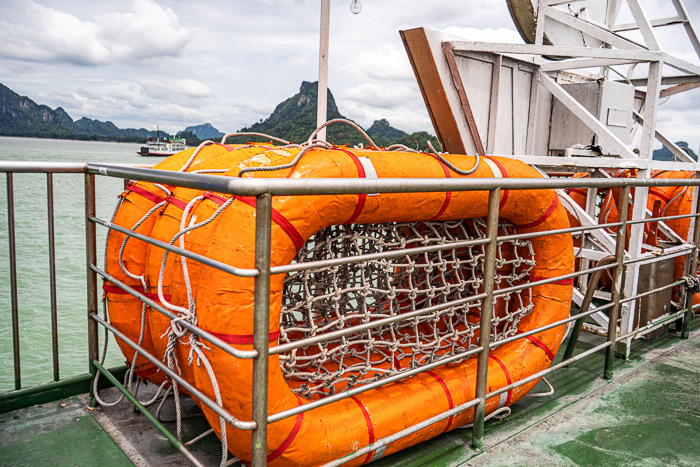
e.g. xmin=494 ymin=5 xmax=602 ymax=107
xmin=2 ymin=160 xmax=700 ymax=466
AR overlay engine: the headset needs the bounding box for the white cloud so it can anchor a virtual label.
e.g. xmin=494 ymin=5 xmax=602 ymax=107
xmin=341 ymin=82 xmax=420 ymax=109
xmin=441 ymin=26 xmax=525 ymax=44
xmin=341 ymin=43 xmax=414 ymax=81
xmin=141 ymin=79 xmax=212 ymax=101
xmin=0 ymin=0 xmax=190 ymax=66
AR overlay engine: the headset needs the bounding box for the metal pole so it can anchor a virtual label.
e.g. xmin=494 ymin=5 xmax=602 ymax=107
xmin=605 ymin=186 xmax=629 ymax=380
xmin=251 ymin=192 xmax=272 ymax=466
xmin=471 ymin=188 xmax=500 ymax=451
xmin=7 ymin=173 xmax=21 ymax=390
xmin=563 ymin=256 xmax=617 ymax=361
xmin=682 ymin=182 xmax=700 ymax=339
xmin=47 ymin=173 xmax=60 ymax=382
xmin=92 ymin=361 xmax=205 ymax=467
xmin=316 ymin=0 xmax=331 ymax=142
xmin=84 ymin=173 xmax=99 ymax=405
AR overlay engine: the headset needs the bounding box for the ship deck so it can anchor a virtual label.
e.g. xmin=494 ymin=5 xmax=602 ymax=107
xmin=2 ymin=321 xmax=699 ymax=467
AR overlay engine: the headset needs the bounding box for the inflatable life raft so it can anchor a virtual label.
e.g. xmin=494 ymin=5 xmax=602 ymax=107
xmin=566 ymin=170 xmax=696 ymax=302
xmin=104 ymin=143 xmax=573 ymax=466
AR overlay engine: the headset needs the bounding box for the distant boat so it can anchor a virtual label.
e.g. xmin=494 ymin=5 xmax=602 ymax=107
xmin=137 ymin=125 xmax=187 ymax=156
xmin=137 ymin=137 xmax=187 ymax=157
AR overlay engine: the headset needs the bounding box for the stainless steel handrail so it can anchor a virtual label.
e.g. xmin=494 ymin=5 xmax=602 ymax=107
xmin=4 ymin=160 xmax=700 ymax=467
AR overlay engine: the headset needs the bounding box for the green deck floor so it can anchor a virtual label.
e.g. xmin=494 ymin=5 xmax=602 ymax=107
xmin=0 ymin=395 xmax=132 ymax=467
xmin=1 ymin=322 xmax=699 ymax=466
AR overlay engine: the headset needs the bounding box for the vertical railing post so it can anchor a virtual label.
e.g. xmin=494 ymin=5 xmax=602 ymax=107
xmin=84 ymin=172 xmax=99 ymax=406
xmin=605 ymin=185 xmax=629 ymax=380
xmin=47 ymin=173 xmax=60 ymax=381
xmin=7 ymin=173 xmax=21 ymax=390
xmin=682 ymin=182 xmax=700 ymax=339
xmin=471 ymin=188 xmax=501 ymax=451
xmin=251 ymin=192 xmax=273 ymax=467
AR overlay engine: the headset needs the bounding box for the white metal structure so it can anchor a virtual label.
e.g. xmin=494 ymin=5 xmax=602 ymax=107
xmin=401 ymin=0 xmax=700 ymax=356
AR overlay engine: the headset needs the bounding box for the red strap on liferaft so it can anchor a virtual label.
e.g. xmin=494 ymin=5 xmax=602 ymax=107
xmin=351 ymin=396 xmax=376 ymax=464
xmin=489 ymin=355 xmax=512 ymax=405
xmin=516 ymin=195 xmax=559 ymax=230
xmin=265 ymin=395 xmax=305 ymax=464
xmin=649 ymin=188 xmax=671 ymax=203
xmin=566 ymin=188 xmax=587 ymax=198
xmin=426 ymin=370 xmax=455 ymax=432
xmin=134 ymin=365 xmax=159 ymax=377
xmin=102 ymin=284 xmax=171 ymax=301
xmin=484 ymin=156 xmax=509 ymax=209
xmin=427 ymin=155 xmax=452 ymax=221
xmin=125 ymin=183 xmax=188 ymax=210
xmin=205 ymin=193 xmax=305 ymax=253
xmin=334 ymin=148 xmax=367 ymax=225
xmin=516 ymin=331 xmax=555 ymax=361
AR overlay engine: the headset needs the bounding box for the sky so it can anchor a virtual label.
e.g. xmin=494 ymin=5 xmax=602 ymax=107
xmin=1 ymin=0 xmax=699 ymax=152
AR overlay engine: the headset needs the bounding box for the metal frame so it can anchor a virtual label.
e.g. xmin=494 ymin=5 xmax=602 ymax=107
xmin=5 ymin=161 xmax=700 ymax=465
xmin=405 ymin=0 xmax=700 ymax=357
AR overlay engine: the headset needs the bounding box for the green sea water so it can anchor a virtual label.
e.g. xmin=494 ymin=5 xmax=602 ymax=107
xmin=0 ymin=136 xmax=169 ymax=393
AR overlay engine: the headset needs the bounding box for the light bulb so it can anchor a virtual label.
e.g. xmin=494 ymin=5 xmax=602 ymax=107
xmin=350 ymin=0 xmax=362 ymax=14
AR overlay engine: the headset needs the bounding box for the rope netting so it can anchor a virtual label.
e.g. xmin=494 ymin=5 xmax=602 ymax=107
xmin=280 ymin=219 xmax=536 ymax=399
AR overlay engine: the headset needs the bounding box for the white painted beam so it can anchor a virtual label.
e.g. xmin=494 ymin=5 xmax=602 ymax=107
xmin=538 ymin=72 xmax=639 ymax=160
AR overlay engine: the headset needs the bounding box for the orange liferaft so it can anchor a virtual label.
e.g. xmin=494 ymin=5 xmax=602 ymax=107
xmin=105 ymin=144 xmax=573 ymax=466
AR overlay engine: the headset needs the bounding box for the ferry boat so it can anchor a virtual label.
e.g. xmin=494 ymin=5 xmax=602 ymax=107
xmin=137 ymin=137 xmax=187 ymax=157
xmin=2 ymin=1 xmax=700 ymax=466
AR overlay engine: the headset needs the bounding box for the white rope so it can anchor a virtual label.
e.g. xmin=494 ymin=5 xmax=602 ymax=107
xmin=458 ymin=406 xmax=512 ymax=429
xmin=307 ymin=118 xmax=379 ymax=149
xmin=525 ymin=377 xmax=554 ymax=398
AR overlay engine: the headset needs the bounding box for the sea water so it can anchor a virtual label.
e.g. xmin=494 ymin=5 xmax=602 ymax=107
xmin=0 ymin=136 xmax=168 ymax=393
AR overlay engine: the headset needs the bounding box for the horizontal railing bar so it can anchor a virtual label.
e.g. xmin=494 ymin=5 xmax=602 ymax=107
xmin=90 ymin=216 xmax=258 ymax=278
xmin=0 ymin=162 xmax=87 ymax=173
xmin=91 ymin=314 xmax=256 ymax=430
xmin=87 ymin=164 xmax=236 ymax=193
xmin=502 ymin=213 xmax=700 ymax=244
xmin=322 ymin=397 xmax=481 ymax=467
xmin=91 ymin=266 xmax=258 ymax=360
xmin=268 ymin=344 xmax=484 ymax=423
xmin=92 ymin=361 xmax=205 ymax=467
xmin=619 ymin=280 xmax=685 ymax=305
xmin=489 ymin=302 xmax=616 ymax=349
xmin=485 ymin=341 xmax=612 ymax=400
xmin=494 ymin=262 xmax=618 ymax=297
xmin=500 ymin=221 xmax=623 ymax=242
xmin=624 ymin=245 xmax=695 ymax=266
xmin=270 ymin=237 xmax=491 ymax=275
xmin=626 ymin=213 xmax=700 ymax=226
xmin=0 ymin=161 xmax=157 ymax=173
xmin=269 ymin=293 xmax=488 ymax=355
xmin=616 ymin=308 xmax=688 ymax=341
xmin=87 ymin=163 xmax=700 ymax=197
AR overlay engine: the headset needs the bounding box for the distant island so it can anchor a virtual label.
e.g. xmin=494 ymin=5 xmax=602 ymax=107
xmin=0 ymin=83 xmax=171 ymax=142
xmin=0 ymin=81 xmax=439 ymax=150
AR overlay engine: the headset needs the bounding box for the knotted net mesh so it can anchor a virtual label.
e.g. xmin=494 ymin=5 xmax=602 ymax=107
xmin=279 ymin=219 xmax=536 ymax=399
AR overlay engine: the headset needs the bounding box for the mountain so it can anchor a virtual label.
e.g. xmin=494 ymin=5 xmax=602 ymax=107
xmin=367 ymin=119 xmax=408 ymax=142
xmin=0 ymin=83 xmax=168 ymax=141
xmin=181 ymin=123 xmax=224 ymax=139
xmin=225 ymin=81 xmax=439 ymax=149
xmin=0 ymin=83 xmax=75 ymax=138
xmin=0 ymin=80 xmax=440 ymax=149
xmin=653 ymin=141 xmax=698 ymax=161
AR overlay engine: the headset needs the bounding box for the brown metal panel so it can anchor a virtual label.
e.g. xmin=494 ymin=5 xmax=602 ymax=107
xmin=442 ymin=42 xmax=487 ymax=155
xmin=400 ymin=28 xmax=467 ymax=155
